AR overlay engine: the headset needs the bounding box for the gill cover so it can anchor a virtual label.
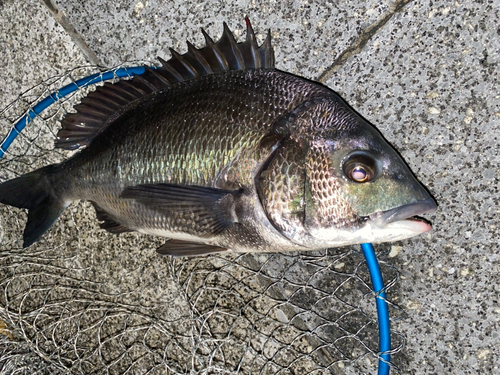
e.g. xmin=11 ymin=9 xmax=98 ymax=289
xmin=257 ymin=138 xmax=307 ymax=242
xmin=256 ymin=99 xmax=360 ymax=245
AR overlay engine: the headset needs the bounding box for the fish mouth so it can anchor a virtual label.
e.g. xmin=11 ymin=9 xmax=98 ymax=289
xmin=368 ymin=197 xmax=438 ymax=231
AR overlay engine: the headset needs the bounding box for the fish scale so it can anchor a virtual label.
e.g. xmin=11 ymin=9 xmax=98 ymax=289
xmin=0 ymin=20 xmax=437 ymax=255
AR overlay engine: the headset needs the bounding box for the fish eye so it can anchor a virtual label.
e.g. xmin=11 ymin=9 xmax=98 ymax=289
xmin=342 ymin=151 xmax=379 ymax=183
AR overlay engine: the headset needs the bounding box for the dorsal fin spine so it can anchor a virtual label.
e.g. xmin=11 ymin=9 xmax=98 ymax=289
xmin=243 ymin=17 xmax=260 ymax=69
xmin=103 ymin=84 xmax=140 ymax=100
xmin=201 ymin=28 xmax=230 ymax=72
xmin=134 ymin=74 xmax=161 ymax=91
xmin=168 ymin=48 xmax=199 ymax=79
xmin=186 ymin=41 xmax=213 ymax=74
xmin=221 ymin=22 xmax=245 ymax=69
xmin=157 ymin=56 xmax=184 ymax=82
xmin=120 ymin=80 xmax=149 ymax=95
xmin=87 ymin=93 xmax=125 ymax=108
xmin=146 ymin=67 xmax=173 ymax=86
xmin=260 ymin=30 xmax=275 ymax=68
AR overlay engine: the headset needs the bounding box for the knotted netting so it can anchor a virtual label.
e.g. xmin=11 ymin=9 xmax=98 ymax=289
xmin=0 ymin=66 xmax=404 ymax=374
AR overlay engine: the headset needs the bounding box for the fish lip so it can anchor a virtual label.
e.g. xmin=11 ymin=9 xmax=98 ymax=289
xmin=368 ymin=197 xmax=438 ymax=228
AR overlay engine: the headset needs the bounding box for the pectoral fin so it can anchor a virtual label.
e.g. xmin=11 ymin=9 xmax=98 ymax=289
xmin=156 ymin=240 xmax=228 ymax=257
xmin=120 ymin=183 xmax=243 ymax=236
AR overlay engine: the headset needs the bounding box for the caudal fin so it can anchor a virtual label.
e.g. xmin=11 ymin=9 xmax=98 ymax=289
xmin=0 ymin=165 xmax=68 ymax=247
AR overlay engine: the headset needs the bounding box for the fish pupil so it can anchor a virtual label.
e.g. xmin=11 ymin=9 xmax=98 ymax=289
xmin=351 ymin=166 xmax=368 ymax=182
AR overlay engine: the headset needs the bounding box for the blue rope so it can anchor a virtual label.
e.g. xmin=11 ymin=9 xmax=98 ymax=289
xmin=361 ymin=243 xmax=391 ymax=374
xmin=0 ymin=67 xmax=392 ymax=374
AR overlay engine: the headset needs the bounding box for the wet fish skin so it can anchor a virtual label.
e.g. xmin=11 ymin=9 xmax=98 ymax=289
xmin=0 ymin=20 xmax=437 ymax=255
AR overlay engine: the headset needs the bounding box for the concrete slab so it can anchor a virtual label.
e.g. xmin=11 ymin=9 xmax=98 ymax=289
xmin=0 ymin=0 xmax=498 ymax=374
xmin=0 ymin=0 xmax=87 ymax=109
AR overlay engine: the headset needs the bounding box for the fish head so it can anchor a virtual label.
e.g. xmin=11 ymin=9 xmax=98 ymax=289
xmin=301 ymin=97 xmax=437 ymax=246
xmin=258 ymin=96 xmax=437 ymax=249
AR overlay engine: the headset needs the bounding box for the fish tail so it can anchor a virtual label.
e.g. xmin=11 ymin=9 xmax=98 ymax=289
xmin=0 ymin=165 xmax=68 ymax=247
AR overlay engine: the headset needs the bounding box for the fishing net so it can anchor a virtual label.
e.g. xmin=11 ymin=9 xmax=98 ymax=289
xmin=0 ymin=66 xmax=404 ymax=374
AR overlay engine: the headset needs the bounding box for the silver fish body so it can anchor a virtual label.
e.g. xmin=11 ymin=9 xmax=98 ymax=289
xmin=0 ymin=20 xmax=436 ymax=255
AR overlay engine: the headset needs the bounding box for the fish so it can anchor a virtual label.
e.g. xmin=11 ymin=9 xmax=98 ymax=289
xmin=0 ymin=19 xmax=437 ymax=256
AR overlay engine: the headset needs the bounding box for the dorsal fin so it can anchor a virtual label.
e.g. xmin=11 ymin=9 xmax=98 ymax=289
xmin=55 ymin=18 xmax=275 ymax=150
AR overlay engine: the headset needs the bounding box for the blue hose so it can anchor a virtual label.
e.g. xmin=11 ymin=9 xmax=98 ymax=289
xmin=361 ymin=243 xmax=391 ymax=374
xmin=0 ymin=66 xmax=392 ymax=374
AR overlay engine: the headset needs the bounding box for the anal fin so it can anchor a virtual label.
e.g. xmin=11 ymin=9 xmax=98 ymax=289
xmin=157 ymin=240 xmax=228 ymax=257
xmin=91 ymin=202 xmax=133 ymax=234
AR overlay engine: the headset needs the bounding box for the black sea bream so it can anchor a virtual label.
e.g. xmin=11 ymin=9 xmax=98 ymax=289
xmin=0 ymin=20 xmax=437 ymax=256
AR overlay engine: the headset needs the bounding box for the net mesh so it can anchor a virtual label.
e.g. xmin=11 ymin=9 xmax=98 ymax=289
xmin=0 ymin=67 xmax=404 ymax=375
